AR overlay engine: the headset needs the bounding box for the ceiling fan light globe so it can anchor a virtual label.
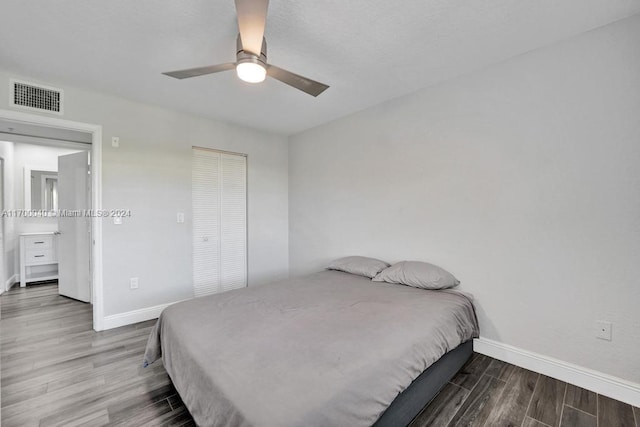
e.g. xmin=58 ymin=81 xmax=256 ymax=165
xmin=236 ymin=62 xmax=266 ymax=83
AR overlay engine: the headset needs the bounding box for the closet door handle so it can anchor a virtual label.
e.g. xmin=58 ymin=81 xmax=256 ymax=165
xmin=34 ymin=241 xmax=45 ymax=244
xmin=34 ymin=255 xmax=45 ymax=258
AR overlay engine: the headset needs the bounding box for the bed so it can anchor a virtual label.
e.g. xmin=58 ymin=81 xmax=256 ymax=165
xmin=144 ymin=270 xmax=479 ymax=426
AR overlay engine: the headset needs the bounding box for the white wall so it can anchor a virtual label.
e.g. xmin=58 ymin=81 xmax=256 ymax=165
xmin=0 ymin=141 xmax=16 ymax=290
xmin=289 ymin=14 xmax=640 ymax=384
xmin=0 ymin=70 xmax=289 ymax=317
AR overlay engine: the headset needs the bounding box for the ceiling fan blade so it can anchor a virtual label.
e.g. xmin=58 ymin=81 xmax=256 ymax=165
xmin=235 ymin=0 xmax=269 ymax=56
xmin=267 ymin=65 xmax=329 ymax=97
xmin=162 ymin=63 xmax=236 ymax=79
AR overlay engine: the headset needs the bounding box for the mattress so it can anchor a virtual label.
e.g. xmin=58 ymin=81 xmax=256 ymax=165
xmin=144 ymin=270 xmax=478 ymax=426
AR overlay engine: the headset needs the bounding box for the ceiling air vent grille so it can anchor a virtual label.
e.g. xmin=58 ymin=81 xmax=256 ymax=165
xmin=10 ymin=79 xmax=63 ymax=115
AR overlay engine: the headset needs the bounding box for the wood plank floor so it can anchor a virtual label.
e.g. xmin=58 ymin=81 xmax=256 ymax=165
xmin=2 ymin=283 xmax=638 ymax=426
xmin=1 ymin=283 xmax=194 ymax=427
xmin=411 ymin=354 xmax=640 ymax=427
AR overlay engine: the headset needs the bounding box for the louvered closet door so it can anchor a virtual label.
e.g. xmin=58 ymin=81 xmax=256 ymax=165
xmin=192 ymin=148 xmax=247 ymax=297
xmin=220 ymin=153 xmax=247 ymax=292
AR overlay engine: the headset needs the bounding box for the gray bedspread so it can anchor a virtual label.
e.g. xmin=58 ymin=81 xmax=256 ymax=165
xmin=144 ymin=270 xmax=478 ymax=427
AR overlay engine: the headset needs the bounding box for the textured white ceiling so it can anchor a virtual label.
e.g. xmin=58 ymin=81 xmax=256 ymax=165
xmin=1 ymin=1 xmax=639 ymax=135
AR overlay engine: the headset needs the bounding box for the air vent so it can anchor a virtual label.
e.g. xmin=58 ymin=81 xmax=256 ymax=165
xmin=10 ymin=79 xmax=63 ymax=115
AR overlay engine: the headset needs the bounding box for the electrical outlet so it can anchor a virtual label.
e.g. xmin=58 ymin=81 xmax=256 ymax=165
xmin=595 ymin=320 xmax=612 ymax=341
xmin=130 ymin=277 xmax=139 ymax=290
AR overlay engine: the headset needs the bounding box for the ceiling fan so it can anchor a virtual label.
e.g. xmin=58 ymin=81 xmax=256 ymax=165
xmin=162 ymin=0 xmax=329 ymax=97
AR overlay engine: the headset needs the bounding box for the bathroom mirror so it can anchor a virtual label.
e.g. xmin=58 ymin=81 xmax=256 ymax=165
xmin=25 ymin=167 xmax=58 ymax=211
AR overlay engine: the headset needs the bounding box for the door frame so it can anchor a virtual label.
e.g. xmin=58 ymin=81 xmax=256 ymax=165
xmin=0 ymin=108 xmax=104 ymax=331
xmin=0 ymin=157 xmax=4 ymax=296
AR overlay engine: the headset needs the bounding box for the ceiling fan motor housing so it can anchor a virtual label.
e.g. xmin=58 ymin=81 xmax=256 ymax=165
xmin=236 ymin=34 xmax=267 ymax=67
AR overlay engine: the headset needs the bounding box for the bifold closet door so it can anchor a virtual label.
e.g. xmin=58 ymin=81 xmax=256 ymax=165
xmin=192 ymin=148 xmax=247 ymax=297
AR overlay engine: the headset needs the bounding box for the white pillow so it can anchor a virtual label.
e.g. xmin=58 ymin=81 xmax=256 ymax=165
xmin=327 ymin=256 xmax=390 ymax=279
xmin=372 ymin=261 xmax=460 ymax=289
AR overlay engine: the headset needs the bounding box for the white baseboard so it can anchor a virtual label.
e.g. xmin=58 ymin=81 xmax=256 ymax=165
xmin=5 ymin=274 xmax=19 ymax=292
xmin=102 ymin=301 xmax=181 ymax=330
xmin=474 ymin=337 xmax=640 ymax=407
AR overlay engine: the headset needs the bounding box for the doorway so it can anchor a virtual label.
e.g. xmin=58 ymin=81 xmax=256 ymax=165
xmin=0 ymin=109 xmax=104 ymax=330
xmin=0 ymin=157 xmax=4 ymax=296
xmin=16 ymin=144 xmax=91 ymax=303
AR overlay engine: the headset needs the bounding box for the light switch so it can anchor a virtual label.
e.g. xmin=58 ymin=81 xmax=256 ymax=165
xmin=112 ymin=136 xmax=120 ymax=148
xmin=113 ymin=216 xmax=123 ymax=225
xmin=177 ymin=212 xmax=185 ymax=223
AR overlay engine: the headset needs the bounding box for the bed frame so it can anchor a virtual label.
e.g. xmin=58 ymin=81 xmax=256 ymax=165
xmin=374 ymin=340 xmax=474 ymax=427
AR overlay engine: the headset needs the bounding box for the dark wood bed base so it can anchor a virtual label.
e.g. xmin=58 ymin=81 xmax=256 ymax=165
xmin=374 ymin=340 xmax=474 ymax=427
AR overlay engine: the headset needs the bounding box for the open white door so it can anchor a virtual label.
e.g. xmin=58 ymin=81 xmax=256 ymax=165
xmin=58 ymin=151 xmax=91 ymax=302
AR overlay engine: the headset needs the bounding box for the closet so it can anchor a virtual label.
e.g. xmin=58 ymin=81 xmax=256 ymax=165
xmin=192 ymin=147 xmax=247 ymax=297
